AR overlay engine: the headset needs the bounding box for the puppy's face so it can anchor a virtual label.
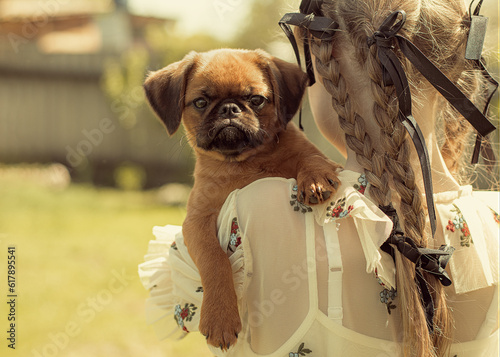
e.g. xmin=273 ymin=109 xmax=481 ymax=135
xmin=144 ymin=49 xmax=308 ymax=161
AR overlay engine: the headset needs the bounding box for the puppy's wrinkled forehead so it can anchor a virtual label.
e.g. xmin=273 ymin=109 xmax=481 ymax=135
xmin=187 ymin=50 xmax=271 ymax=99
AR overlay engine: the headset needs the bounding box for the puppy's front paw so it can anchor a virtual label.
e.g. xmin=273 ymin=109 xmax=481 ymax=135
xmin=199 ymin=291 xmax=242 ymax=351
xmin=297 ymin=160 xmax=341 ymax=205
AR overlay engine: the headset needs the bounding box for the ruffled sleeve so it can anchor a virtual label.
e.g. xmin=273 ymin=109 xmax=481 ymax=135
xmin=314 ymin=170 xmax=396 ymax=289
xmin=436 ymin=187 xmax=499 ymax=294
xmin=137 ymin=190 xmax=247 ymax=341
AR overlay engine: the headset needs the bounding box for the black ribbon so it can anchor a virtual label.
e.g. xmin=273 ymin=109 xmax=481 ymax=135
xmin=369 ymin=10 xmax=497 ymax=164
xmin=368 ymin=10 xmax=498 ymax=236
xmin=279 ymin=6 xmax=338 ymax=130
xmin=279 ymin=0 xmax=339 ymax=87
xmin=379 ymin=204 xmax=455 ymax=333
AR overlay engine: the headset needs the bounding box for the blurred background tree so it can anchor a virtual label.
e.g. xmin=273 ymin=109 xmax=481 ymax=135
xmin=232 ymin=0 xmax=289 ymax=50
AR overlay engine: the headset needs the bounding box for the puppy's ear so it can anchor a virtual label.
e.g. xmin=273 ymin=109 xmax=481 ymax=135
xmin=266 ymin=54 xmax=309 ymax=126
xmin=143 ymin=52 xmax=197 ymax=135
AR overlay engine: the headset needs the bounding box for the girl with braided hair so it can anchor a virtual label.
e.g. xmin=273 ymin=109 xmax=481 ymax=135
xmin=304 ymin=0 xmax=498 ymax=355
xmin=139 ymin=0 xmax=498 ymax=355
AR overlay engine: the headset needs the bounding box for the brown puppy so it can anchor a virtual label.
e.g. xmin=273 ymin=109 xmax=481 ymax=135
xmin=144 ymin=49 xmax=341 ymax=349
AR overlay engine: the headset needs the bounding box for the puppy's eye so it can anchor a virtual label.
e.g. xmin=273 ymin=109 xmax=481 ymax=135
xmin=250 ymin=95 xmax=266 ymax=107
xmin=193 ymin=98 xmax=208 ymax=109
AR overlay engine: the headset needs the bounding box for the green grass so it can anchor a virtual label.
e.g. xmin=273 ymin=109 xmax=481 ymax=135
xmin=0 ymin=177 xmax=212 ymax=357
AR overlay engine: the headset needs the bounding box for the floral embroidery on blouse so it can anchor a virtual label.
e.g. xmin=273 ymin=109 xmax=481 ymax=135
xmin=289 ymin=342 xmax=312 ymax=356
xmin=290 ymin=185 xmax=313 ymax=214
xmin=375 ymin=268 xmax=397 ymax=314
xmin=446 ymin=204 xmax=473 ymax=247
xmin=380 ymin=287 xmax=397 ymax=314
xmin=354 ymin=174 xmax=367 ymax=194
xmin=326 ymin=197 xmax=353 ymax=222
xmin=228 ymin=217 xmax=242 ymax=252
xmin=170 ymin=241 xmax=178 ymax=250
xmin=174 ymin=303 xmax=197 ymax=333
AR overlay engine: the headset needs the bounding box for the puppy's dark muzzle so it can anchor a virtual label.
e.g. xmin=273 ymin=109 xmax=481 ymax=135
xmin=207 ymin=120 xmax=249 ymax=156
xmin=218 ymin=102 xmax=242 ymax=119
xmin=196 ymin=100 xmax=265 ymax=157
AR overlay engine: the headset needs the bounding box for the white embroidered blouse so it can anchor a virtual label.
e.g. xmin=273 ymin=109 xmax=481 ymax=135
xmin=139 ymin=170 xmax=499 ymax=356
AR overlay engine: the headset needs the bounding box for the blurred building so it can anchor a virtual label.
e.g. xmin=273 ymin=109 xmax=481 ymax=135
xmin=0 ymin=0 xmax=193 ymax=187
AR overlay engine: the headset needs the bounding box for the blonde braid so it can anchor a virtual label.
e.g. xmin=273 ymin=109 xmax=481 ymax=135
xmin=365 ymin=44 xmax=428 ymax=242
xmin=310 ymin=39 xmax=392 ymax=207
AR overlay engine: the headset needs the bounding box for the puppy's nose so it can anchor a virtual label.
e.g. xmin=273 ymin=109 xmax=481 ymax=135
xmin=218 ymin=103 xmax=242 ymax=118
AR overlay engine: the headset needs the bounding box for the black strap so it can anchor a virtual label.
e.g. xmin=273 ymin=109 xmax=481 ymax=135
xmin=379 ymin=204 xmax=455 ymax=333
xmin=279 ymin=11 xmax=338 ymax=129
xmin=469 ymin=0 xmax=484 ymax=18
xmin=279 ymin=12 xmax=339 ymax=86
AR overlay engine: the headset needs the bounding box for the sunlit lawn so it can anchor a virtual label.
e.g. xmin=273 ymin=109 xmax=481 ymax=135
xmin=0 ymin=175 xmax=212 ymax=357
